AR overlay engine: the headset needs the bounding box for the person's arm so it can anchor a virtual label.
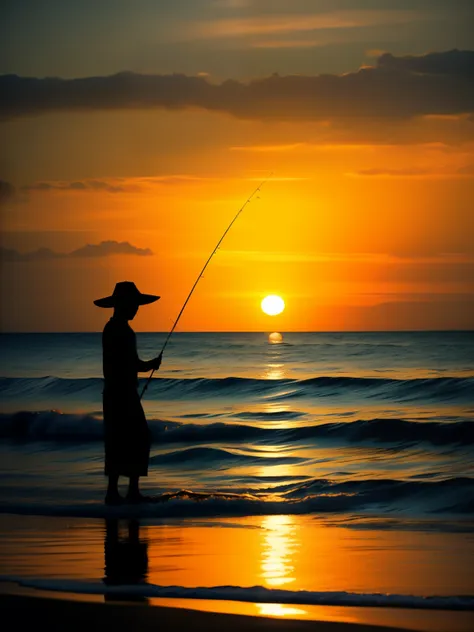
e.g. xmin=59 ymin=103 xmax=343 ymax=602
xmin=136 ymin=352 xmax=162 ymax=372
xmin=129 ymin=327 xmax=162 ymax=372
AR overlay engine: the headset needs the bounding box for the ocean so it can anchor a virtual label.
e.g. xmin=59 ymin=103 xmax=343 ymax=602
xmin=1 ymin=331 xmax=474 ymax=625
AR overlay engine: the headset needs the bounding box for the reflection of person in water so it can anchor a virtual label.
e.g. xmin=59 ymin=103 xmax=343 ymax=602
xmin=94 ymin=282 xmax=162 ymax=505
xmin=103 ymin=519 xmax=149 ymax=603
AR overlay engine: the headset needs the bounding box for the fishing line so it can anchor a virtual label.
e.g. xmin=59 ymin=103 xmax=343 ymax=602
xmin=140 ymin=173 xmax=272 ymax=400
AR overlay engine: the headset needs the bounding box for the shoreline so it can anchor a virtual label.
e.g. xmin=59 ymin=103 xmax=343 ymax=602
xmin=1 ymin=513 xmax=473 ymax=632
xmin=3 ymin=584 xmax=474 ymax=632
xmin=0 ymin=592 xmax=416 ymax=632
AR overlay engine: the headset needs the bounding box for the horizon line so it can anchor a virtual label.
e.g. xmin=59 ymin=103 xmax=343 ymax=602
xmin=1 ymin=329 xmax=473 ymax=335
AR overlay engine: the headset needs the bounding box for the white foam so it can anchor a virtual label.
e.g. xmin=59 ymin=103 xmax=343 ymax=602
xmin=1 ymin=576 xmax=473 ymax=611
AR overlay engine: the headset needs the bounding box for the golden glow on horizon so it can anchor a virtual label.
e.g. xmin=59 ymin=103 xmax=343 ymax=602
xmin=2 ymin=113 xmax=473 ymax=332
xmin=261 ymin=295 xmax=285 ymax=316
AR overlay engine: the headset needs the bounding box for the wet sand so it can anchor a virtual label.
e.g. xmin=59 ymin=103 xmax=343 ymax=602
xmin=1 ymin=593 xmax=415 ymax=632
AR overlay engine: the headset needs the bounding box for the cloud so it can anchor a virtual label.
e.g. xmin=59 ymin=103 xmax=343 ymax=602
xmin=212 ymin=0 xmax=251 ymax=7
xmin=350 ymin=166 xmax=474 ymax=178
xmin=0 ymin=240 xmax=153 ymax=262
xmin=188 ymin=10 xmax=421 ymax=39
xmin=359 ymin=292 xmax=474 ymax=303
xmin=0 ymin=181 xmax=16 ymax=206
xmin=249 ymin=39 xmax=325 ymax=49
xmin=377 ymin=50 xmax=474 ymax=78
xmin=1 ymin=247 xmax=58 ymax=263
xmin=231 ymin=142 xmax=398 ymax=152
xmin=366 ymin=49 xmax=387 ymax=59
xmin=213 ymin=0 xmax=251 ymax=6
xmin=231 ymin=143 xmax=305 ymax=152
xmin=218 ymin=250 xmax=474 ymax=265
xmin=21 ymin=175 xmax=209 ymax=194
xmin=69 ymin=241 xmax=153 ymax=258
xmin=22 ymin=180 xmax=125 ymax=193
xmin=1 ymin=50 xmax=473 ymax=122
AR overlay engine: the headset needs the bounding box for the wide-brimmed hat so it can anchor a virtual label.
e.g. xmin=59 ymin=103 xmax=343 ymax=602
xmin=94 ymin=281 xmax=160 ymax=308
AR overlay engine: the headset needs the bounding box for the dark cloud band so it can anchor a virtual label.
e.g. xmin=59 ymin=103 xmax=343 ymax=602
xmin=1 ymin=50 xmax=473 ymax=121
xmin=1 ymin=241 xmax=153 ymax=262
xmin=22 ymin=180 xmax=125 ymax=193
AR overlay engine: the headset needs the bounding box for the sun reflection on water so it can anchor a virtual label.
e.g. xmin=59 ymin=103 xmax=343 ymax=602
xmin=260 ymin=515 xmax=299 ymax=588
xmin=257 ymin=603 xmax=307 ymax=617
xmin=262 ymin=363 xmax=285 ymax=380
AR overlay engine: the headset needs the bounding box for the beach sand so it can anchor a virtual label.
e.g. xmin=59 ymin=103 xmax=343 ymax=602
xmin=1 ymin=592 xmax=417 ymax=632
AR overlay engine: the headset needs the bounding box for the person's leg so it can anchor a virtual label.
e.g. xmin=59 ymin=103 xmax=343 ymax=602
xmin=126 ymin=476 xmax=152 ymax=502
xmin=126 ymin=475 xmax=140 ymax=501
xmin=105 ymin=474 xmax=122 ymax=504
xmin=126 ymin=408 xmax=151 ymax=503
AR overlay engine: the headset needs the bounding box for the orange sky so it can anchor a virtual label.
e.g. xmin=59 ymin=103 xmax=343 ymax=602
xmin=1 ymin=3 xmax=473 ymax=331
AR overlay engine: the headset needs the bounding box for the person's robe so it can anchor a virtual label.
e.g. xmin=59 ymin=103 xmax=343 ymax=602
xmin=102 ymin=317 xmax=150 ymax=477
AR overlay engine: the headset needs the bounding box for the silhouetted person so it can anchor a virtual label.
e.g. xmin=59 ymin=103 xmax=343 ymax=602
xmin=94 ymin=281 xmax=162 ymax=504
xmin=103 ymin=518 xmax=149 ymax=603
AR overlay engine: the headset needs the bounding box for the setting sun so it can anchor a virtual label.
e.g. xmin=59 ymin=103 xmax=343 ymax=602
xmin=261 ymin=295 xmax=285 ymax=316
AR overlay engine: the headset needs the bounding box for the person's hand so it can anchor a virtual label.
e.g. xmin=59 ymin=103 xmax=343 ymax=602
xmin=151 ymin=353 xmax=162 ymax=371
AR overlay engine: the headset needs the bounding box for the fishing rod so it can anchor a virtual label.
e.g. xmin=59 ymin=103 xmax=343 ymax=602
xmin=140 ymin=174 xmax=272 ymax=400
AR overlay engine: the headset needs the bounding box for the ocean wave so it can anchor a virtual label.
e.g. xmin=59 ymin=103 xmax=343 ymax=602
xmin=1 ymin=374 xmax=473 ymax=404
xmin=2 ymin=576 xmax=473 ymax=611
xmin=1 ymin=478 xmax=472 ymax=519
xmin=1 ymin=410 xmax=473 ymax=448
xmin=275 ymin=475 xmax=474 ymax=501
xmin=148 ymin=446 xmax=306 ymax=467
xmin=231 ymin=410 xmax=307 ymax=420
